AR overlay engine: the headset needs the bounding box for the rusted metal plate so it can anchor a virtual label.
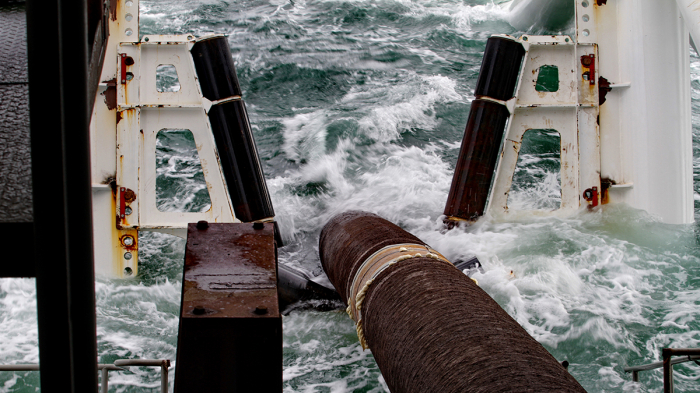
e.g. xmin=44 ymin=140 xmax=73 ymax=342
xmin=175 ymin=222 xmax=282 ymax=393
xmin=181 ymin=221 xmax=279 ymax=318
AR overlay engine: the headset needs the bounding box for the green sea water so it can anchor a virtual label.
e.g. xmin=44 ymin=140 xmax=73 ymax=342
xmin=2 ymin=1 xmax=700 ymax=392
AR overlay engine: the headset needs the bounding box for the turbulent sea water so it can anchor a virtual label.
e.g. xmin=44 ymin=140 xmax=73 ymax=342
xmin=3 ymin=0 xmax=700 ymax=392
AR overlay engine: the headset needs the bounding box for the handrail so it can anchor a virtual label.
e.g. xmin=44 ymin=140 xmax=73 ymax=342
xmin=624 ymin=348 xmax=700 ymax=392
xmin=0 ymin=359 xmax=171 ymax=393
xmin=624 ymin=355 xmax=700 ymax=381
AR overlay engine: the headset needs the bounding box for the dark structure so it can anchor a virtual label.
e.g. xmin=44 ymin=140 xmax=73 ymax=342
xmin=174 ymin=222 xmax=282 ymax=392
xmin=444 ymin=99 xmax=510 ymax=221
xmin=0 ymin=0 xmax=109 ymax=391
xmin=192 ymin=36 xmax=274 ymax=223
xmin=320 ymin=211 xmax=586 ymax=393
xmin=473 ymin=36 xmax=526 ymax=101
xmin=0 ymin=2 xmax=33 ymax=277
xmin=444 ymin=36 xmax=525 ymax=222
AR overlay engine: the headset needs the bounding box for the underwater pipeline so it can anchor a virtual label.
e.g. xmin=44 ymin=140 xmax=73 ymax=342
xmin=319 ymin=211 xmax=586 ymax=393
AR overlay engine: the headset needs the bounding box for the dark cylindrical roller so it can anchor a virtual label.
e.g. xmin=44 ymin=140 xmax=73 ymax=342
xmin=474 ymin=36 xmax=525 ymax=101
xmin=191 ymin=36 xmax=242 ymax=101
xmin=320 ymin=211 xmax=586 ymax=393
xmin=208 ymin=100 xmax=274 ymax=222
xmin=444 ymin=99 xmax=509 ymax=221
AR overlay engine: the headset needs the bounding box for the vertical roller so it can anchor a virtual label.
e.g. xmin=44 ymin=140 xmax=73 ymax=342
xmin=444 ymin=36 xmax=524 ymax=223
xmin=444 ymin=99 xmax=510 ymax=221
xmin=190 ymin=36 xmax=242 ymax=100
xmin=207 ymin=101 xmax=274 ymax=223
xmin=474 ymin=36 xmax=526 ymax=101
xmin=191 ymin=36 xmax=274 ymax=223
xmin=320 ymin=211 xmax=586 ymax=393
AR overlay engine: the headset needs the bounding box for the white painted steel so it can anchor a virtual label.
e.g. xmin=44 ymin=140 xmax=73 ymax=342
xmin=487 ymin=35 xmax=600 ymax=219
xmin=138 ymin=40 xmax=201 ymax=107
xmin=488 ymin=0 xmax=694 ymax=225
xmin=676 ymin=0 xmax=700 ymax=55
xmin=139 ymin=107 xmax=235 ymax=228
xmin=595 ymin=0 xmax=693 ymax=224
xmin=576 ymin=0 xmax=597 ymax=44
xmin=90 ymin=0 xmax=142 ymax=277
xmin=115 ymin=39 xmax=237 ymax=229
xmin=89 ymin=0 xmax=239 ymax=277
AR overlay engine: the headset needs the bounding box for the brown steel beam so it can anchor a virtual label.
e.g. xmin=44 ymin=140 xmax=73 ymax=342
xmin=174 ymin=222 xmax=282 ymax=392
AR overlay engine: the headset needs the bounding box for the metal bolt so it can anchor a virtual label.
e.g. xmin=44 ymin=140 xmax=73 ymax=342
xmin=196 ymin=220 xmax=209 ymax=230
xmin=122 ymin=235 xmax=135 ymax=247
xmin=125 ymin=206 xmax=133 ymax=215
xmin=124 ymin=189 xmax=136 ymax=202
xmin=193 ymin=305 xmax=205 ymax=315
xmin=253 ymin=222 xmax=264 ymax=230
xmin=254 ymin=305 xmax=268 ymax=315
xmin=124 ymin=252 xmax=132 ymax=260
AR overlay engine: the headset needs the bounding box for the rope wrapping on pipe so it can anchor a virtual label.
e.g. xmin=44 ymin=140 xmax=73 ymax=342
xmin=347 ymin=243 xmax=452 ymax=349
xmin=320 ymin=211 xmax=586 ymax=393
xmin=319 ymin=211 xmax=424 ymax=304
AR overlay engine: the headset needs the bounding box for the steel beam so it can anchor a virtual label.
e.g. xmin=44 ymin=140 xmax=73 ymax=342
xmin=26 ymin=0 xmax=99 ymax=391
xmin=174 ymin=222 xmax=282 ymax=392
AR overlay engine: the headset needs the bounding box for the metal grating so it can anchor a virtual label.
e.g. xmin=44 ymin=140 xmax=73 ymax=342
xmin=0 ymin=4 xmax=32 ymax=222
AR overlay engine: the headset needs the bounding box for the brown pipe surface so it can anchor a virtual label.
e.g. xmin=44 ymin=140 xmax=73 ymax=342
xmin=320 ymin=211 xmax=587 ymax=393
xmin=319 ymin=211 xmax=423 ymax=304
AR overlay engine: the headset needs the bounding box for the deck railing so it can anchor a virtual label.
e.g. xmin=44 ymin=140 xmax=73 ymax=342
xmin=624 ymin=348 xmax=700 ymax=392
xmin=0 ymin=359 xmax=171 ymax=393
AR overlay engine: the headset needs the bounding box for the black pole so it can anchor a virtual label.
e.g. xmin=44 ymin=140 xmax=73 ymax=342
xmin=26 ymin=0 xmax=98 ymax=391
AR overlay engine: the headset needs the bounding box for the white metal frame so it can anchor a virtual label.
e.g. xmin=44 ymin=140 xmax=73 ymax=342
xmin=487 ymin=0 xmax=694 ymax=225
xmin=486 ymin=34 xmax=600 ymax=219
xmin=90 ymin=0 xmax=238 ymax=277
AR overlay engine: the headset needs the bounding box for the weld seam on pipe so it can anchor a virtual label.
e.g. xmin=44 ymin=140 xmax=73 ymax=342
xmin=346 ymin=243 xmax=452 ymax=349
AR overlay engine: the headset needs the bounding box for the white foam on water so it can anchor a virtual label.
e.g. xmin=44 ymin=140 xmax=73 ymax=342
xmin=507 ymin=170 xmax=562 ymax=211
xmin=0 ymin=279 xmax=38 ymax=365
xmin=451 ymin=2 xmax=511 ymax=31
xmin=327 ymin=145 xmax=452 ymax=223
xmin=282 ymin=311 xmax=385 ymax=391
xmin=271 ymin=73 xmax=461 ymax=244
xmin=0 ymin=280 xmax=37 ymax=393
xmin=356 ymin=75 xmax=461 ymax=143
xmin=282 ymin=110 xmax=330 ymax=163
xmin=94 ymin=278 xmax=181 ymax=390
xmin=412 ymin=210 xmax=670 ymax=353
xmin=155 ymin=130 xmax=211 ymax=213
xmin=0 ymin=374 xmax=19 ymax=393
